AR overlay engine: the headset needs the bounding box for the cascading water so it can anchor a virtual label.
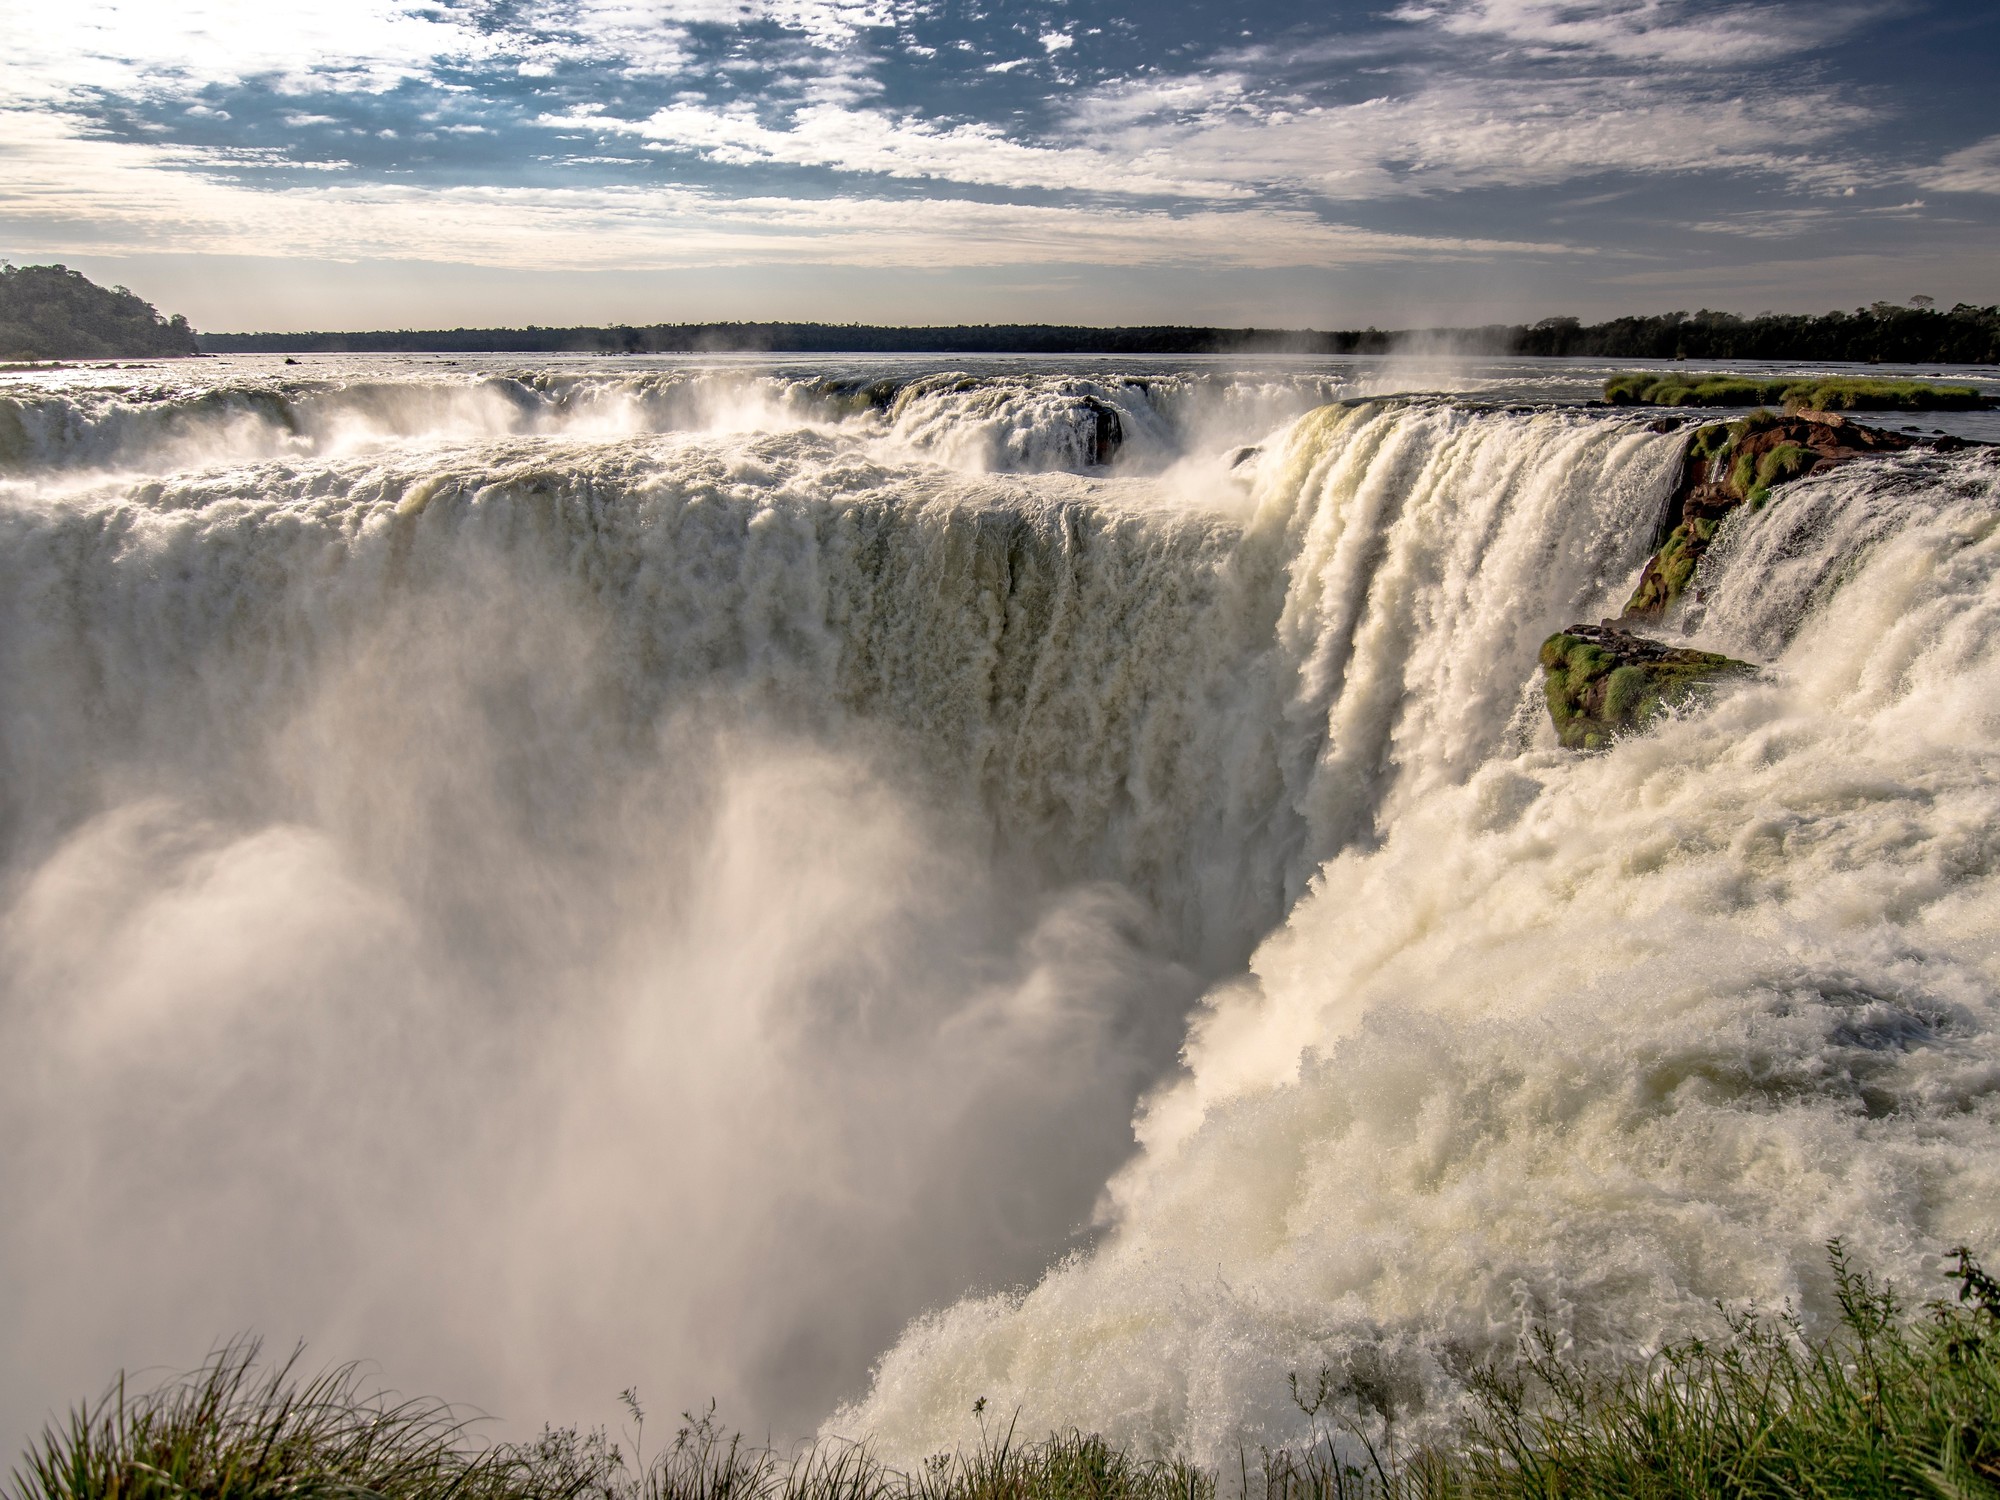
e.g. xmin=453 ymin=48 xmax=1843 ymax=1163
xmin=1 ymin=355 xmax=1996 ymax=1470
xmin=845 ymin=433 xmax=2000 ymax=1465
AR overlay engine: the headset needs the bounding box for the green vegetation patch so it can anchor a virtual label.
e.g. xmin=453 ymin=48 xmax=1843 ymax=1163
xmin=1624 ymin=517 xmax=1720 ymax=617
xmin=17 ymin=1246 xmax=2000 ymax=1500
xmin=0 ymin=401 xmax=29 ymax=469
xmin=1540 ymin=627 xmax=1754 ymax=749
xmin=1605 ymin=372 xmax=1989 ymax=411
xmin=0 ymin=263 xmax=198 ymax=361
xmin=1440 ymin=1244 xmax=2000 ymax=1499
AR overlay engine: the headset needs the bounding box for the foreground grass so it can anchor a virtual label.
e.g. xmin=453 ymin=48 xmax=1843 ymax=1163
xmin=1603 ymin=372 xmax=1989 ymax=410
xmin=15 ymin=1246 xmax=2000 ymax=1500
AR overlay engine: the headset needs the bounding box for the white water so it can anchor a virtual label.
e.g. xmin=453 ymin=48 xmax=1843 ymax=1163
xmin=1 ymin=357 xmax=1997 ymax=1467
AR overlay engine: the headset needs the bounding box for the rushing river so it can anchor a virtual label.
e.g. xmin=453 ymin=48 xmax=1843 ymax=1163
xmin=3 ymin=352 xmax=1999 ymax=1464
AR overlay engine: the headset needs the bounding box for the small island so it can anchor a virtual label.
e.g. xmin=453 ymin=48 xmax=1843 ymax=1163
xmin=1603 ymin=371 xmax=1991 ymax=411
xmin=0 ymin=263 xmax=200 ymax=361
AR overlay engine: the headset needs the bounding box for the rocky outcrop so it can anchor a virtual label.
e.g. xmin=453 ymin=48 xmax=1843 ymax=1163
xmin=1623 ymin=411 xmax=1921 ymax=620
xmin=1081 ymin=395 xmax=1123 ymax=466
xmin=1540 ymin=623 xmax=1756 ymax=750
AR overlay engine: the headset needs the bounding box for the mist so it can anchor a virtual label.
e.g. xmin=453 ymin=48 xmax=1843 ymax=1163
xmin=0 ymin=529 xmax=1207 ymax=1449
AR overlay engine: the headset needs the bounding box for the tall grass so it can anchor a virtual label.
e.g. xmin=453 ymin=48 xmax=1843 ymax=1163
xmin=15 ymin=1246 xmax=2000 ymax=1500
xmin=5 ymin=1340 xmax=591 ymax=1500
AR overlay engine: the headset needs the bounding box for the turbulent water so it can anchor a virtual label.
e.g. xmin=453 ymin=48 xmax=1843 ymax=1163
xmin=3 ymin=354 xmax=1999 ymax=1466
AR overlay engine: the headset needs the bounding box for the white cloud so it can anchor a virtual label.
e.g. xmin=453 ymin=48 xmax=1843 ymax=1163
xmin=0 ymin=107 xmax=1574 ymax=274
xmin=0 ymin=0 xmax=1945 ymax=293
xmin=1688 ymin=197 xmax=1931 ymax=238
xmin=554 ymin=102 xmax=1247 ymax=197
xmin=1919 ymin=136 xmax=2000 ymax=195
xmin=1068 ymin=77 xmax=1874 ymax=200
xmin=1392 ymin=0 xmax=1884 ymax=66
xmin=1687 ymin=206 xmax=1839 ymax=238
xmin=0 ymin=0 xmax=910 ymax=112
xmin=0 ymin=0 xmax=490 ymax=104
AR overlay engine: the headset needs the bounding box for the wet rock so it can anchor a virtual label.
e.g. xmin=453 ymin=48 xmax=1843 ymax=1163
xmin=1623 ymin=411 xmax=1920 ymax=620
xmin=1541 ymin=622 xmax=1756 ymax=750
xmin=1080 ymin=396 xmax=1122 ymax=466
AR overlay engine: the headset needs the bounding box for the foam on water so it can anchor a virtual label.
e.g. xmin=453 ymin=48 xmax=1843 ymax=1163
xmin=1 ymin=357 xmax=1996 ymax=1467
xmin=0 ymin=363 xmax=1366 ymax=485
xmin=843 ymin=441 xmax=2000 ymax=1466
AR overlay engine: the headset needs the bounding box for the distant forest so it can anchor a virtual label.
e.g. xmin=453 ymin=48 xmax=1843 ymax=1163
xmin=0 ymin=263 xmax=199 ymax=360
xmin=4 ymin=262 xmax=1998 ymax=363
xmin=198 ymin=303 xmax=2000 ymax=363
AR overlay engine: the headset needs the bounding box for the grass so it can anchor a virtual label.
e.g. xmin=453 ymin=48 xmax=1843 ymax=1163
xmin=1604 ymin=373 xmax=1989 ymax=411
xmin=15 ymin=1247 xmax=2000 ymax=1500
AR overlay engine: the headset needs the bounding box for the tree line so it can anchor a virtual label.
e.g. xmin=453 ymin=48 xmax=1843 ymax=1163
xmin=4 ymin=262 xmax=1997 ymax=363
xmin=197 ymin=304 xmax=2000 ymax=362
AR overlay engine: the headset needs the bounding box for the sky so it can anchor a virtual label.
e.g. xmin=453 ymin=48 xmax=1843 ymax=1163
xmin=2 ymin=0 xmax=1997 ymax=332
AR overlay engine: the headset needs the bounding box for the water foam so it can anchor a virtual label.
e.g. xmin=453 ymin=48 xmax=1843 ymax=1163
xmin=840 ymin=443 xmax=2000 ymax=1466
xmin=3 ymin=361 xmax=1995 ymax=1468
xmin=0 ymin=364 xmax=1363 ymax=485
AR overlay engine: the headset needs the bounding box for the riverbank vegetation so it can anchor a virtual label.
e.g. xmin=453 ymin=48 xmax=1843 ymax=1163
xmin=1603 ymin=372 xmax=1990 ymax=410
xmin=194 ymin=304 xmax=2000 ymax=362
xmin=14 ymin=1246 xmax=2000 ymax=1500
xmin=0 ymin=259 xmax=1991 ymax=364
xmin=0 ymin=265 xmax=198 ymax=360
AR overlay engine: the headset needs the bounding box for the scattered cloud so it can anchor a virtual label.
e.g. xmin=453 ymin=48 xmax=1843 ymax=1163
xmin=1920 ymin=135 xmax=2000 ymax=194
xmin=0 ymin=0 xmax=1991 ymax=307
xmin=0 ymin=106 xmax=1572 ymax=273
xmin=548 ymin=101 xmax=1247 ymax=196
xmin=1390 ymin=0 xmax=1886 ymax=66
xmin=1066 ymin=77 xmax=1874 ymax=200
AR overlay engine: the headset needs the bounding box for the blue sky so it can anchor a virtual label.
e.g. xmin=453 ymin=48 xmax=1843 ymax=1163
xmin=2 ymin=0 xmax=1997 ymax=331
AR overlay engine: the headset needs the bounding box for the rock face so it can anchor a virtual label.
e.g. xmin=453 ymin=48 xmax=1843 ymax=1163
xmin=1081 ymin=395 xmax=1123 ymax=466
xmin=1540 ymin=623 xmax=1756 ymax=750
xmin=1623 ymin=411 xmax=1919 ymax=620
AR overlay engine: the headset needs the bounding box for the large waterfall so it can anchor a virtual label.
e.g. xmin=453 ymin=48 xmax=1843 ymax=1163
xmin=2 ymin=357 xmax=1997 ymax=1465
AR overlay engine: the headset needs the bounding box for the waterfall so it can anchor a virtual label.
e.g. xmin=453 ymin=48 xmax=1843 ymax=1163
xmin=2 ymin=356 xmax=1995 ymax=1467
xmin=842 ymin=440 xmax=2000 ymax=1465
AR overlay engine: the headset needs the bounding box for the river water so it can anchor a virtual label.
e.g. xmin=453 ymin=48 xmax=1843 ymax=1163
xmin=3 ymin=352 xmax=1998 ymax=1464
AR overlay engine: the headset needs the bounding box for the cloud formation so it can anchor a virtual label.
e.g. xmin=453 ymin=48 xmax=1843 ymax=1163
xmin=0 ymin=0 xmax=1993 ymax=318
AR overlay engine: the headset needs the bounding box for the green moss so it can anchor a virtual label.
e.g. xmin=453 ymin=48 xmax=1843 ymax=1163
xmin=0 ymin=400 xmax=27 ymax=469
xmin=1688 ymin=423 xmax=1731 ymax=461
xmin=1604 ymin=373 xmax=1988 ymax=411
xmin=1755 ymin=441 xmax=1813 ymax=489
xmin=1624 ymin=522 xmax=1705 ymax=618
xmin=1601 ymin=664 xmax=1651 ymax=721
xmin=1540 ymin=628 xmax=1754 ymax=749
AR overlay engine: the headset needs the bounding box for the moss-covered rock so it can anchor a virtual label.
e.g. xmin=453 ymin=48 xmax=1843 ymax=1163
xmin=1603 ymin=372 xmax=1992 ymax=411
xmin=1622 ymin=411 xmax=1922 ymax=620
xmin=1540 ymin=624 xmax=1756 ymax=749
